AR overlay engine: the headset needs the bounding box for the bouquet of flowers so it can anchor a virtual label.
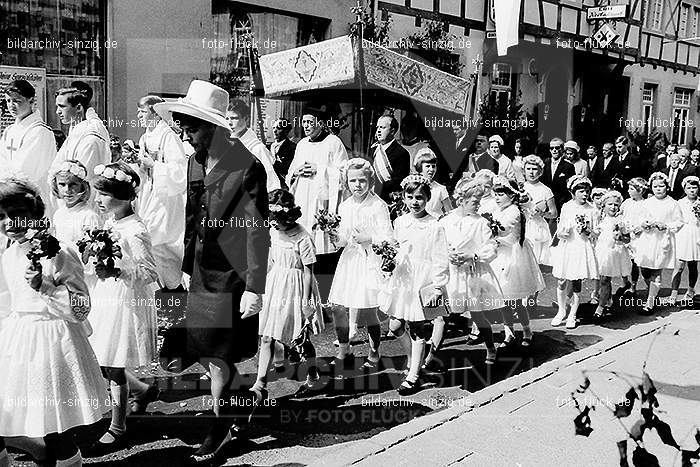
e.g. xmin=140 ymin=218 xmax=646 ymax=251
xmin=25 ymin=224 xmax=61 ymax=267
xmin=371 ymin=240 xmax=399 ymax=278
xmin=481 ymin=212 xmax=505 ymax=237
xmin=575 ymin=214 xmax=592 ymax=236
xmin=76 ymin=228 xmax=123 ymax=280
xmin=312 ymin=209 xmax=341 ymax=246
xmin=388 ymin=191 xmax=408 ymax=221
xmin=613 ymin=222 xmax=631 ymax=245
xmin=692 ymin=200 xmax=700 ymax=221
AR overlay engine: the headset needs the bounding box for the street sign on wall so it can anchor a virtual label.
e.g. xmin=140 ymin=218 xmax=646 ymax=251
xmin=591 ymin=23 xmax=619 ymax=48
xmin=587 ymin=5 xmax=627 ymax=21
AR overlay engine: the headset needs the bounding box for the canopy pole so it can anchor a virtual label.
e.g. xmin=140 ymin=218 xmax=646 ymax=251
xmin=356 ymin=0 xmax=365 ymax=158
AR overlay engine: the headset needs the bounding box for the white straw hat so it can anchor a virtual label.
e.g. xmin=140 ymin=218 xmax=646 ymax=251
xmin=153 ymin=80 xmax=230 ymax=129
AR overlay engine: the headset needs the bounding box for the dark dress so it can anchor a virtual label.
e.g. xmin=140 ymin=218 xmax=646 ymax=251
xmin=181 ymin=139 xmax=270 ymax=365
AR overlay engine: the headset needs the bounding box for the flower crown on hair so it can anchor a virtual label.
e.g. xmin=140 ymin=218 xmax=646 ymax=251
xmin=270 ymin=204 xmax=293 ymax=213
xmin=522 ymin=154 xmax=544 ymax=170
xmin=682 ymin=175 xmax=700 ymax=189
xmin=94 ymin=164 xmax=137 ymax=187
xmin=600 ymin=190 xmax=623 ymax=205
xmin=400 ymin=174 xmax=431 ymax=190
xmin=493 ymin=175 xmax=530 ymax=204
xmin=52 ymin=160 xmax=88 ymax=181
xmin=340 ymin=157 xmax=374 ymax=179
xmin=591 ymin=187 xmax=608 ymax=197
xmin=567 ymin=174 xmax=592 ymax=192
xmin=453 ymin=177 xmax=484 ymax=202
xmin=648 ymin=171 xmax=669 ymax=185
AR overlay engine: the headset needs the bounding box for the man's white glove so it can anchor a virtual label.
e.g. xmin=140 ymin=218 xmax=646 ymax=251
xmin=240 ymin=291 xmax=263 ymax=319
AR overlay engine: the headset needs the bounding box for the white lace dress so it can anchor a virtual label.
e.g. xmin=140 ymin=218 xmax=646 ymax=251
xmin=53 ymin=201 xmax=101 ymax=289
xmin=551 ymin=200 xmax=599 ymax=280
xmin=635 ymin=196 xmax=683 ymax=270
xmin=675 ymin=197 xmax=700 ymax=261
xmin=328 ymin=193 xmax=392 ymax=308
xmin=595 ymin=215 xmax=633 ymax=278
xmin=383 ymin=213 xmax=448 ymax=321
xmin=0 ymin=241 xmax=107 ymax=437
xmin=491 ymin=204 xmax=546 ymax=300
xmin=440 ymin=211 xmax=502 ymax=313
xmin=88 ymin=214 xmax=159 ymax=368
xmin=259 ymin=225 xmax=324 ymax=344
xmin=621 ymin=197 xmax=647 ymax=262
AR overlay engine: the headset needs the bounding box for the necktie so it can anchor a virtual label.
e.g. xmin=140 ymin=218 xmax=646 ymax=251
xmin=670 ymin=169 xmax=677 ymax=190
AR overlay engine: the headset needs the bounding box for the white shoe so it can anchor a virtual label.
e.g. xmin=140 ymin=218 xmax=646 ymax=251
xmin=565 ymin=315 xmax=577 ymax=329
xmin=551 ymin=311 xmax=566 ymax=326
xmin=566 ymin=293 xmax=580 ymax=329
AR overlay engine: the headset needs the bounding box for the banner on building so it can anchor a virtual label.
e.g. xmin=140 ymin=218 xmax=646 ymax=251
xmin=493 ymin=0 xmax=521 ymax=56
xmin=0 ymin=66 xmax=47 ymax=136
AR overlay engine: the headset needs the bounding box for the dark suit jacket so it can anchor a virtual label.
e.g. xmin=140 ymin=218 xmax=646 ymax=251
xmin=590 ymin=156 xmax=620 ymax=189
xmin=663 ymin=164 xmax=697 ymax=199
xmin=270 ymin=138 xmax=296 ymax=188
xmin=183 ymin=138 xmax=271 ymax=363
xmin=542 ymin=157 xmax=576 ymax=213
xmin=373 ymin=139 xmax=410 ymax=202
xmin=475 ymin=152 xmax=499 ymax=173
xmin=616 ymin=152 xmax=649 ymax=182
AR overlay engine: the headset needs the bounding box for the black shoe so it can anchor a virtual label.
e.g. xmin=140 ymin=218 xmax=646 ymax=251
xmin=292 ymin=382 xmax=323 ymax=398
xmin=188 ymin=422 xmax=236 ymax=465
xmin=84 ymin=429 xmax=128 ymax=457
xmin=246 ymin=387 xmax=268 ymax=425
xmin=129 ymin=384 xmax=160 ymax=415
xmin=465 ymin=333 xmax=484 ymax=346
xmin=421 ymin=358 xmax=447 ymax=374
xmin=638 ymin=305 xmax=655 ymax=316
xmin=397 ymin=378 xmax=422 ymax=396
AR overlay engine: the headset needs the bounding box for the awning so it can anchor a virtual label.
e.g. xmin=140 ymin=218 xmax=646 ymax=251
xmin=259 ymin=35 xmax=471 ymax=115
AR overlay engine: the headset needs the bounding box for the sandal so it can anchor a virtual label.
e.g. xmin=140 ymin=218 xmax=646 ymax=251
xmin=361 ymin=353 xmax=381 ymax=370
xmin=520 ymin=336 xmax=533 ymax=348
xmin=498 ymin=336 xmax=517 ymax=350
xmin=397 ymin=378 xmax=422 ymax=396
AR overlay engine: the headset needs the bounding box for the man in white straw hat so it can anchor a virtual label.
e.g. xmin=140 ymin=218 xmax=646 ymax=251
xmin=154 ymin=79 xmax=271 ymax=464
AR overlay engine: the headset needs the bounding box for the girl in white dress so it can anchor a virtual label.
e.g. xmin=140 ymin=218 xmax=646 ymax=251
xmin=0 ymin=177 xmax=105 ymax=467
xmin=521 ymin=155 xmax=558 ymax=267
xmin=636 ymin=172 xmax=683 ymax=314
xmin=50 ymin=160 xmax=101 ymax=289
xmin=414 ymin=148 xmax=452 ymax=219
xmin=135 ymin=95 xmax=187 ymax=291
xmin=385 ymin=175 xmax=448 ymax=394
xmin=440 ymin=178 xmax=502 ymax=364
xmin=593 ymin=191 xmax=632 ymax=320
xmin=621 ymin=177 xmax=648 ymax=295
xmin=328 ymin=159 xmax=392 ymax=369
xmin=87 ymin=162 xmax=159 ymax=453
xmin=551 ymin=175 xmax=599 ymax=329
xmin=669 ymin=176 xmax=700 ymax=303
xmin=253 ymin=189 xmax=324 ymax=398
xmin=491 ymin=176 xmax=545 ymax=348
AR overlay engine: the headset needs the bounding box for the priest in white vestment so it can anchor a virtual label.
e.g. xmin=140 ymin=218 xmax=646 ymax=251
xmin=135 ymin=95 xmax=187 ymax=290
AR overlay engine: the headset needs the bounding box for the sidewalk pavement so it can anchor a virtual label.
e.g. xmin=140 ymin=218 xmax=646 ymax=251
xmin=313 ymin=310 xmax=700 ymax=467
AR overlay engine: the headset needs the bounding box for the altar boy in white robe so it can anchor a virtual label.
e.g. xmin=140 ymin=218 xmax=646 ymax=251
xmin=0 ymin=80 xmax=56 ymax=213
xmin=52 ymin=87 xmax=110 ymax=180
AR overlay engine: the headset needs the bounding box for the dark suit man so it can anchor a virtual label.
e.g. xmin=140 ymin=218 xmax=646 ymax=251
xmin=615 ymin=136 xmax=649 ymax=183
xmin=155 ymin=80 xmax=270 ymax=463
xmin=372 ymin=115 xmax=410 ymax=202
xmin=590 ymin=143 xmax=620 ymax=188
xmin=542 ymin=137 xmax=576 ymax=213
xmin=269 ymin=118 xmax=296 ymax=189
xmin=664 ymin=150 xmax=697 ymax=199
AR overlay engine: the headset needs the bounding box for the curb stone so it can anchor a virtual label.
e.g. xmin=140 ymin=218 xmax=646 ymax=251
xmin=311 ymin=310 xmax=698 ymax=466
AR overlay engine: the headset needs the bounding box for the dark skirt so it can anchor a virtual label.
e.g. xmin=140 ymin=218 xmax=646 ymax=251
xmin=160 ymin=269 xmax=259 ymax=369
